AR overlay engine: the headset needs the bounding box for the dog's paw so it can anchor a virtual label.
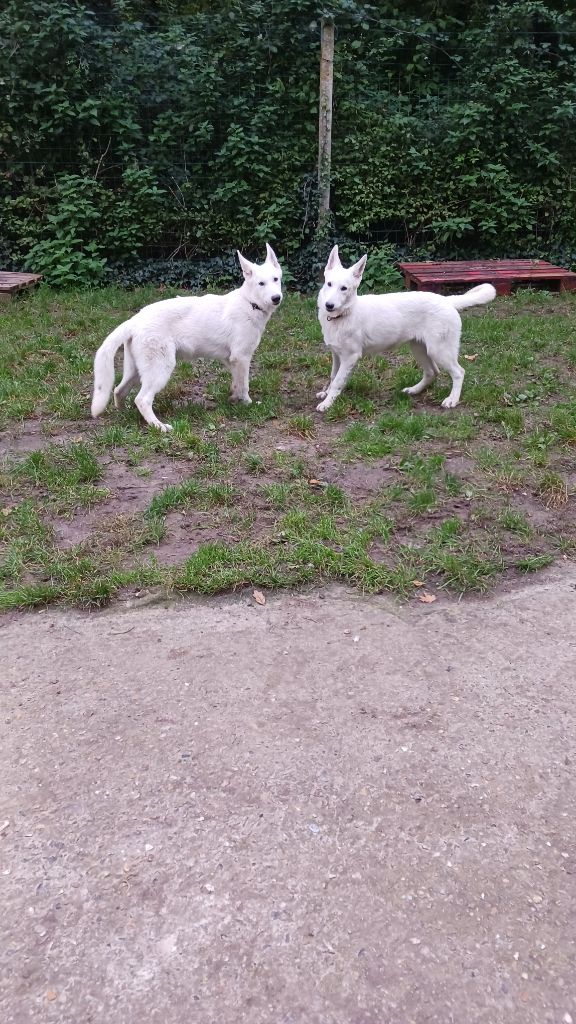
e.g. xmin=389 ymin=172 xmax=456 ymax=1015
xmin=316 ymin=399 xmax=332 ymax=413
xmin=316 ymin=389 xmax=328 ymax=399
xmin=230 ymin=393 xmax=252 ymax=405
xmin=155 ymin=422 xmax=173 ymax=433
xmin=441 ymin=396 xmax=459 ymax=409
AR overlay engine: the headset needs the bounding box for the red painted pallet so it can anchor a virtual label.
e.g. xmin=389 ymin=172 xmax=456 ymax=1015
xmin=0 ymin=271 xmax=43 ymax=302
xmin=398 ymin=259 xmax=576 ymax=296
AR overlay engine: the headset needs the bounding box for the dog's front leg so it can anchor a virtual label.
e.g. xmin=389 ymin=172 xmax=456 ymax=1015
xmin=316 ymin=352 xmax=361 ymax=412
xmin=316 ymin=351 xmax=341 ymax=400
xmin=229 ymin=356 xmax=252 ymax=404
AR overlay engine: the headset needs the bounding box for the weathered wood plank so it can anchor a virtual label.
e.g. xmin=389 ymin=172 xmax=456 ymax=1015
xmin=401 ymin=260 xmax=552 ymax=269
xmin=398 ymin=259 xmax=576 ymax=294
xmin=0 ymin=271 xmax=43 ymax=298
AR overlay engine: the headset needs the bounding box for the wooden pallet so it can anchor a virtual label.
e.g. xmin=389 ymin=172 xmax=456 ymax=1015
xmin=0 ymin=271 xmax=43 ymax=302
xmin=398 ymin=259 xmax=576 ymax=296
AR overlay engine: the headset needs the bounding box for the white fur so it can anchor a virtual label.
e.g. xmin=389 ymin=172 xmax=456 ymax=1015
xmin=316 ymin=245 xmax=496 ymax=412
xmin=91 ymin=243 xmax=283 ymax=432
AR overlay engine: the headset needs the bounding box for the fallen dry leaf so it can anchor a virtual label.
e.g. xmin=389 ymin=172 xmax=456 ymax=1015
xmin=46 ymin=990 xmax=58 ymax=1002
xmin=412 ymin=579 xmax=425 ymax=588
xmin=419 ymin=592 xmax=437 ymax=604
xmin=253 ymin=589 xmax=266 ymax=606
xmin=463 ymin=353 xmax=478 ymax=362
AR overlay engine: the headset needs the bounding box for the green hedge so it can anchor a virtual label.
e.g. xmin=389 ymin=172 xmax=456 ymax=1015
xmin=1 ymin=0 xmax=575 ymax=287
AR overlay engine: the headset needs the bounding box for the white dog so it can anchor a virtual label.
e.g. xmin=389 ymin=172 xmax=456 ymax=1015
xmin=316 ymin=245 xmax=496 ymax=412
xmin=91 ymin=244 xmax=283 ymax=432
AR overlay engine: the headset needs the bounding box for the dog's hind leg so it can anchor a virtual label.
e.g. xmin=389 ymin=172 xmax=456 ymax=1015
xmin=403 ymin=341 xmax=438 ymax=397
xmin=114 ymin=340 xmax=139 ymax=410
xmin=316 ymin=351 xmax=361 ymax=411
xmin=426 ymin=326 xmax=465 ymax=409
xmin=439 ymin=359 xmax=465 ymax=409
xmin=133 ymin=344 xmax=176 ymax=432
xmin=317 ymin=351 xmax=340 ymax=400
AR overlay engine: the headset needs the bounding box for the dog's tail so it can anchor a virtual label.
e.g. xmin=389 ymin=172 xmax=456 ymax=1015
xmin=445 ymin=283 xmax=497 ymax=311
xmin=91 ymin=320 xmax=133 ymax=418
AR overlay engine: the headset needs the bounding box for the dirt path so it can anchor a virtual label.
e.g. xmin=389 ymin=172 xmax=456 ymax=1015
xmin=2 ymin=568 xmax=576 ymax=1023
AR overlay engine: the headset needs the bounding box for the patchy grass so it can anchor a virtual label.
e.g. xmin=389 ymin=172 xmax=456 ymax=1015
xmin=0 ymin=285 xmax=575 ymax=609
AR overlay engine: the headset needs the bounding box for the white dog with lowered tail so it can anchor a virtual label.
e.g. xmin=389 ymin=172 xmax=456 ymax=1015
xmin=316 ymin=245 xmax=496 ymax=412
xmin=91 ymin=243 xmax=283 ymax=432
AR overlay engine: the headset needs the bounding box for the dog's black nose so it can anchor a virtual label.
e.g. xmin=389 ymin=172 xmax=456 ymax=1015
xmin=325 ymin=301 xmax=335 ymax=311
xmin=271 ymin=294 xmax=281 ymax=305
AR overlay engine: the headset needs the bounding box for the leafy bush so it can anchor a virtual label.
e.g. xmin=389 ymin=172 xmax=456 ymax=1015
xmin=0 ymin=0 xmax=575 ymax=287
xmin=361 ymin=245 xmax=404 ymax=293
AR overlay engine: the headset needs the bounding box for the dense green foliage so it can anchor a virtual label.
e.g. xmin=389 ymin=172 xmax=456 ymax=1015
xmin=1 ymin=0 xmax=575 ymax=287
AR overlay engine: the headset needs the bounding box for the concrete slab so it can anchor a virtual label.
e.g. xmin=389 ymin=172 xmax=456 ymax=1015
xmin=2 ymin=566 xmax=576 ymax=1023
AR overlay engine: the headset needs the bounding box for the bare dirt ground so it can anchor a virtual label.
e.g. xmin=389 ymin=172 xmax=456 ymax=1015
xmin=2 ymin=564 xmax=576 ymax=1023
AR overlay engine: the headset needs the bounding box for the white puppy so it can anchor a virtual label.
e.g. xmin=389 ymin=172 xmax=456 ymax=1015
xmin=91 ymin=244 xmax=283 ymax=432
xmin=316 ymin=245 xmax=496 ymax=412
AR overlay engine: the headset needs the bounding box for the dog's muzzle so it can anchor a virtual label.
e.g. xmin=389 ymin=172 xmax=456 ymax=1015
xmin=325 ymin=302 xmax=335 ymax=311
xmin=272 ymin=294 xmax=282 ymax=305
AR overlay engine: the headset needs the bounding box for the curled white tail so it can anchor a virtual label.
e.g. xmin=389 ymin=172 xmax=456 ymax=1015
xmin=446 ymin=283 xmax=497 ymax=311
xmin=91 ymin=321 xmax=133 ymax=418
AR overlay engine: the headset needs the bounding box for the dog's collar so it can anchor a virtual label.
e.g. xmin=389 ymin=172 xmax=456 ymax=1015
xmin=249 ymin=301 xmax=265 ymax=313
xmin=326 ymin=310 xmax=349 ymax=321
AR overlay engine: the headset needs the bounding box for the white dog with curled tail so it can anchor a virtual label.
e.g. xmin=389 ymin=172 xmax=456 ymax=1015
xmin=316 ymin=245 xmax=496 ymax=412
xmin=91 ymin=243 xmax=283 ymax=432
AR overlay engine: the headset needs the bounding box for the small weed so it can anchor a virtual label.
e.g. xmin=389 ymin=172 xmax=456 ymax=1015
xmin=475 ymin=447 xmax=525 ymax=491
xmin=516 ymin=554 xmax=554 ymax=572
xmin=444 ymin=472 xmax=464 ymax=496
xmin=147 ymin=479 xmax=236 ymax=519
xmin=525 ymin=427 xmax=559 ymax=467
xmin=16 ymin=443 xmax=102 ymax=488
xmin=399 ymin=453 xmax=444 ymax=484
xmin=262 ymin=482 xmax=293 ymax=511
xmin=227 ymin=427 xmax=252 ymax=447
xmin=548 ymin=403 xmax=576 ymax=444
xmin=431 ymin=518 xmax=462 ymax=545
xmin=433 ymin=549 xmax=502 ymax=592
xmin=407 ymin=487 xmax=438 ymax=514
xmin=243 ymin=452 xmax=266 ymax=474
xmin=288 ymin=414 xmax=315 ymax=439
xmin=499 ymin=509 xmax=532 ymax=536
xmin=341 ymin=421 xmax=394 ymax=459
xmin=537 ymin=471 xmax=568 ymax=509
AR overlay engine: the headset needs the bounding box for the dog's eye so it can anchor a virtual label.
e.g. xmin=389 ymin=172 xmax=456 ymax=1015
xmin=327 ymin=282 xmax=332 ymax=287
xmin=273 ymin=277 xmax=278 ymax=282
xmin=340 ymin=286 xmax=348 ymax=292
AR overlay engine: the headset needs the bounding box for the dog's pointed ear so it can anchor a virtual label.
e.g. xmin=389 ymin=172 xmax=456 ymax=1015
xmin=351 ymin=254 xmax=368 ymax=281
xmin=265 ymin=243 xmax=280 ymax=269
xmin=325 ymin=244 xmax=341 ymax=272
xmin=237 ymin=250 xmax=253 ymax=279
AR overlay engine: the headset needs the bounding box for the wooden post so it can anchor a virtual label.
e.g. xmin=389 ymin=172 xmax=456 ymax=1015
xmin=317 ymin=16 xmax=334 ymax=234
